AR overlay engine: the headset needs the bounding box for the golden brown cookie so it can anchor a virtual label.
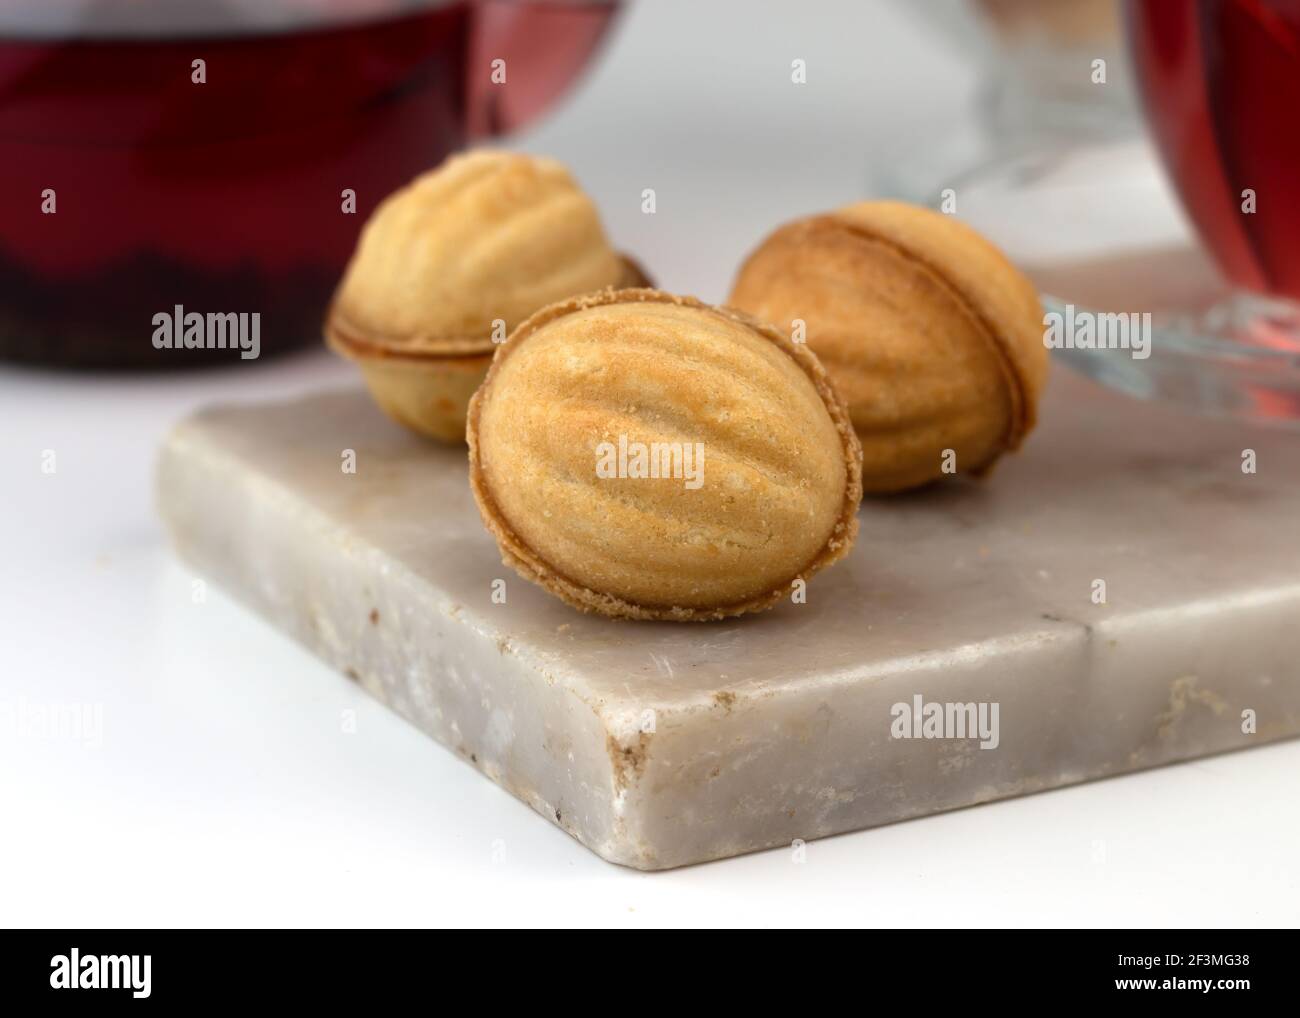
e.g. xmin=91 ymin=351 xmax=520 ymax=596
xmin=467 ymin=289 xmax=863 ymax=621
xmin=728 ymin=201 xmax=1047 ymax=493
xmin=327 ymin=150 xmax=649 ymax=441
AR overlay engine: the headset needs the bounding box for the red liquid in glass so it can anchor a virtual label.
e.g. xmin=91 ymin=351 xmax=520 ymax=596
xmin=1128 ymin=0 xmax=1300 ymax=302
xmin=0 ymin=1 xmax=618 ymax=367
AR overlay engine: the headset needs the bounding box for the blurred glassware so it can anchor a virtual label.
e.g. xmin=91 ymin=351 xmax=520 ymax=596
xmin=916 ymin=0 xmax=1136 ymax=140
xmin=886 ymin=0 xmax=1300 ymax=425
xmin=0 ymin=0 xmax=620 ymax=368
xmin=1131 ymin=1 xmax=1300 ymax=304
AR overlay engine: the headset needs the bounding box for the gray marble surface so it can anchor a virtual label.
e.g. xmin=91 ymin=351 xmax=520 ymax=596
xmin=157 ymin=370 xmax=1300 ymax=868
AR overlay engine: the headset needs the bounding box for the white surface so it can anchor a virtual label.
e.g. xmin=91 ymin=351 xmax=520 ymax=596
xmin=2 ymin=0 xmax=1298 ymax=927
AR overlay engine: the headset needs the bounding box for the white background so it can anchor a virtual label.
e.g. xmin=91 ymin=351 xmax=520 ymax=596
xmin=2 ymin=0 xmax=1297 ymax=928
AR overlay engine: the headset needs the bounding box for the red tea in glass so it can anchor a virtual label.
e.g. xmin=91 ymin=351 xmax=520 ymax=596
xmin=1128 ymin=0 xmax=1300 ymax=303
xmin=0 ymin=0 xmax=618 ymax=367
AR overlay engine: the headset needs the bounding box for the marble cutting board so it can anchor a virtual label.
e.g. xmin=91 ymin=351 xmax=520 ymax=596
xmin=156 ymin=370 xmax=1300 ymax=869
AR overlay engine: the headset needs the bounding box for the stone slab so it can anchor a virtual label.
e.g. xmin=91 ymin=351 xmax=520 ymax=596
xmin=156 ymin=370 xmax=1300 ymax=869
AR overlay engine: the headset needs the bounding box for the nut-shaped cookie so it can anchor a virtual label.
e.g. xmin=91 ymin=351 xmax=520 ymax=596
xmin=468 ymin=289 xmax=863 ymax=621
xmin=728 ymin=201 xmax=1047 ymax=493
xmin=326 ymin=150 xmax=648 ymax=442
